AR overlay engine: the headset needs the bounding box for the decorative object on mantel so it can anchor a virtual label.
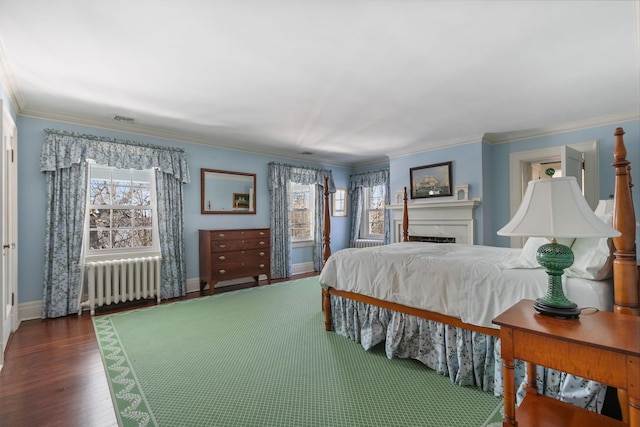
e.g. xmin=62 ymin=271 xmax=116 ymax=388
xmin=410 ymin=162 xmax=452 ymax=199
xmin=497 ymin=174 xmax=620 ymax=319
xmin=394 ymin=190 xmax=404 ymax=205
xmin=454 ymin=184 xmax=469 ymax=201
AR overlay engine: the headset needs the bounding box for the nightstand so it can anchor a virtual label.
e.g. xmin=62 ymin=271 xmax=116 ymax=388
xmin=493 ymin=299 xmax=639 ymax=427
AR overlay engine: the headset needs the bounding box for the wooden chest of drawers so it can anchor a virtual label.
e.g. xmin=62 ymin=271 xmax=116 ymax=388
xmin=199 ymin=228 xmax=271 ymax=295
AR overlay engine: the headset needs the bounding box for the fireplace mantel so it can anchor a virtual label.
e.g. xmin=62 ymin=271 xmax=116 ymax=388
xmin=387 ymin=199 xmax=480 ymax=244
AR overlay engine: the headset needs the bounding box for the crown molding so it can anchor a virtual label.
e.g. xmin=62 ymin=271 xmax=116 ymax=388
xmin=481 ymin=113 xmax=640 ymax=145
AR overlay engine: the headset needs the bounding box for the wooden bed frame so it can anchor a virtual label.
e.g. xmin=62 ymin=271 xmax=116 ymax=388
xmin=321 ymin=127 xmax=638 ymax=419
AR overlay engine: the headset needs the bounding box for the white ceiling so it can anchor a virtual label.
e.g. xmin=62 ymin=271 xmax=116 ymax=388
xmin=0 ymin=1 xmax=638 ymax=167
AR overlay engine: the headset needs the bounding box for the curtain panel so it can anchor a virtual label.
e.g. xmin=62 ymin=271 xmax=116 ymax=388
xmin=40 ymin=129 xmax=190 ymax=318
xmin=268 ymin=163 xmax=335 ymax=278
xmin=348 ymin=169 xmax=391 ymax=247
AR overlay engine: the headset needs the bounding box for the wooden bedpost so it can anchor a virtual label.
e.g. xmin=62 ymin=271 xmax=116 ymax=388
xmin=611 ymin=127 xmax=639 ymax=425
xmin=403 ymin=186 xmax=409 ymax=242
xmin=323 ymin=176 xmax=331 ymax=265
xmin=611 ymin=127 xmax=638 ymax=316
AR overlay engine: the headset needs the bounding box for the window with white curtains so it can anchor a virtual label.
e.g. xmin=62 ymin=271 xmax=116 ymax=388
xmin=360 ymin=184 xmax=385 ymax=239
xmin=84 ymin=164 xmax=160 ymax=259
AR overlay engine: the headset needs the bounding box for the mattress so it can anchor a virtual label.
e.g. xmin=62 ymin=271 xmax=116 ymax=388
xmin=319 ymin=242 xmax=613 ymax=329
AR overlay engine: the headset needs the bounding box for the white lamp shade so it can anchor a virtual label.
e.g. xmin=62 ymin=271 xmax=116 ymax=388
xmin=498 ymin=177 xmax=621 ymax=238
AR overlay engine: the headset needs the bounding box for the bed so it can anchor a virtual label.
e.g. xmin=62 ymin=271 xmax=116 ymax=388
xmin=319 ymin=127 xmax=638 ymax=418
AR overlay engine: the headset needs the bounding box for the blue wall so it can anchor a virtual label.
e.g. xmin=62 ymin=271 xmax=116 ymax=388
xmin=16 ymin=116 xmax=351 ymax=304
xmin=3 ymin=80 xmax=638 ymax=307
xmin=389 ymin=119 xmax=639 ymax=248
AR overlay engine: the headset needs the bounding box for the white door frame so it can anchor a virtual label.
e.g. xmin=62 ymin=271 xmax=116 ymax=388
xmin=1 ymin=100 xmax=18 ymax=371
xmin=508 ymin=140 xmax=598 ymax=248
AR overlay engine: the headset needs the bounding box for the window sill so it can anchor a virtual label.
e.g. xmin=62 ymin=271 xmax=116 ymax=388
xmin=292 ymin=240 xmax=314 ymax=249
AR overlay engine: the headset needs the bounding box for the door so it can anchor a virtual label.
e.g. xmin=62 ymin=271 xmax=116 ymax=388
xmin=1 ymin=101 xmax=18 ymax=370
xmin=561 ymin=145 xmax=583 ymax=189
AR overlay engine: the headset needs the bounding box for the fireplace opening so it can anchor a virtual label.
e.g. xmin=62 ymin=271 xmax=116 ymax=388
xmin=409 ymin=235 xmax=456 ymax=243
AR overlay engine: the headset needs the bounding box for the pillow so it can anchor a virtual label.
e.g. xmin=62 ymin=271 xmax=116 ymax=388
xmin=517 ymin=237 xmax=576 ymax=268
xmin=566 ymin=212 xmax=614 ymax=280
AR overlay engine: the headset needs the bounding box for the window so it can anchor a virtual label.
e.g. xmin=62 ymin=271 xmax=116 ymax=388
xmin=84 ymin=164 xmax=160 ymax=259
xmin=289 ymin=182 xmax=315 ymax=245
xmin=361 ymin=184 xmax=385 ymax=239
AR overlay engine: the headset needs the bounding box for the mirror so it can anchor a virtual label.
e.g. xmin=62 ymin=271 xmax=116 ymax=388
xmin=201 ymin=169 xmax=256 ymax=214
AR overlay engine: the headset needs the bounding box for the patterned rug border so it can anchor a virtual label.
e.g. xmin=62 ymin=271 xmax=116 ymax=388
xmin=93 ymin=279 xmax=316 ymax=427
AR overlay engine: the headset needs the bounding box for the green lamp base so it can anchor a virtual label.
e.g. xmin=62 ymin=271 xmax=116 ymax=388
xmin=535 ymin=241 xmax=581 ymax=319
xmin=533 ymin=299 xmax=581 ymax=319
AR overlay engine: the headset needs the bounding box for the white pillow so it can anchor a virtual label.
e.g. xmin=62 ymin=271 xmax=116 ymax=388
xmin=517 ymin=237 xmax=576 ymax=268
xmin=566 ymin=212 xmax=614 ymax=280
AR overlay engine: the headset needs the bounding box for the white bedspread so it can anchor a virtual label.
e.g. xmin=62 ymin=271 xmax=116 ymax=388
xmin=319 ymin=242 xmax=612 ymax=328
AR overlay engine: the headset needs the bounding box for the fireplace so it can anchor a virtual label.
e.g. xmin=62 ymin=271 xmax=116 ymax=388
xmin=387 ymin=198 xmax=480 ymax=244
xmin=409 ymin=235 xmax=456 ymax=243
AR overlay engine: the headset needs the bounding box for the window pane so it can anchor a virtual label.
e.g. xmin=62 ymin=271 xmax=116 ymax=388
xmin=112 ymin=209 xmax=132 ymax=228
xmin=133 ymin=229 xmax=153 ymax=247
xmin=90 ymin=179 xmax=111 ymax=205
xmin=369 ymin=210 xmax=384 ymax=235
xmin=112 ymin=229 xmax=133 ymax=248
xmin=112 ymin=169 xmax=132 ymax=204
xmin=370 ymin=185 xmax=385 ymax=209
xmin=134 ymin=209 xmax=152 ymax=227
xmin=131 ymin=181 xmax=151 ymax=205
xmin=89 ymin=230 xmax=111 ymax=250
xmin=289 ymin=183 xmax=313 ymax=240
xmin=89 ymin=209 xmax=111 ymax=228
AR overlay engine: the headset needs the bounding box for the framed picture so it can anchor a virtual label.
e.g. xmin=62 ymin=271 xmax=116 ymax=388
xmin=232 ymin=193 xmax=250 ymax=209
xmin=410 ymin=161 xmax=452 ymax=199
xmin=332 ymin=188 xmax=348 ymax=217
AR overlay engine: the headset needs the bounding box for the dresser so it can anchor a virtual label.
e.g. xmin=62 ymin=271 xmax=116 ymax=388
xmin=199 ymin=228 xmax=271 ymax=295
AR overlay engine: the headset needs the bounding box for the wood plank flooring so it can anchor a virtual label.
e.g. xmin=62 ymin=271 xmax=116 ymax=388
xmin=0 ymin=272 xmax=621 ymax=426
xmin=0 ymin=275 xmax=315 ymax=427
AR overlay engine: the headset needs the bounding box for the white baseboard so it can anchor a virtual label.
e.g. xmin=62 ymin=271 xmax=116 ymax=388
xmin=19 ymin=262 xmax=318 ymax=321
xmin=18 ymin=300 xmax=43 ymax=323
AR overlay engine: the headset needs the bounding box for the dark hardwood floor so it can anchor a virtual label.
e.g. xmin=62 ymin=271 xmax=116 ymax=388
xmin=0 ymin=274 xmax=316 ymax=427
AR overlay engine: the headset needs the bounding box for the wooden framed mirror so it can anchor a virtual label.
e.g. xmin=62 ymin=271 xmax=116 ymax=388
xmin=201 ymin=169 xmax=256 ymax=214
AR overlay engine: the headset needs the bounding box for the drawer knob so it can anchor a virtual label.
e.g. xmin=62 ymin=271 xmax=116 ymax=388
xmin=218 ymin=233 xmax=225 ymax=238
xmin=218 ymin=255 xmax=226 ymax=260
xmin=259 ymin=241 xmax=265 ymax=245
xmin=259 ymin=252 xmax=265 ymax=256
xmin=219 ymin=244 xmax=226 ymax=248
xmin=219 ymin=270 xmax=226 ymax=274
xmin=259 ymin=231 xmax=265 ymax=236
xmin=259 ymin=264 xmax=265 ymax=268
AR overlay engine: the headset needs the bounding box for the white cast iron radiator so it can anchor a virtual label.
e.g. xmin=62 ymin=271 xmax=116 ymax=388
xmin=81 ymin=256 xmax=162 ymax=315
xmin=354 ymin=239 xmax=384 ymax=249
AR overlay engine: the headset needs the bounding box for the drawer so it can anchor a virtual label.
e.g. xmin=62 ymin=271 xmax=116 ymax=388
xmin=213 ymin=249 xmax=269 ymax=263
xmin=211 ymin=260 xmax=270 ymax=279
xmin=210 ymin=229 xmax=269 ymax=240
xmin=210 ymin=238 xmax=268 ymax=252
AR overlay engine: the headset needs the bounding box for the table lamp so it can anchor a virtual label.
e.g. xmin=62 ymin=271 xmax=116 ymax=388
xmin=498 ymin=174 xmax=620 ymax=318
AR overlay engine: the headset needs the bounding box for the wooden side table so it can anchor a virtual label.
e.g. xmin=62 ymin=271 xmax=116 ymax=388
xmin=493 ymin=299 xmax=639 ymax=427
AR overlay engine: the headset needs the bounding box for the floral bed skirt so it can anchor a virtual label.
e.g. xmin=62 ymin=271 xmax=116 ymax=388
xmin=330 ymin=295 xmax=606 ymax=412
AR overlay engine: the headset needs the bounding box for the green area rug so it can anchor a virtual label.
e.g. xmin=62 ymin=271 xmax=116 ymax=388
xmin=94 ymin=277 xmax=503 ymax=426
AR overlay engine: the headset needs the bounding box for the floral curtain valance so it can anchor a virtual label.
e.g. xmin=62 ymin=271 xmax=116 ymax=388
xmin=40 ymin=129 xmax=190 ymax=184
xmin=348 ymin=168 xmax=389 ymax=190
xmin=268 ymin=162 xmax=336 ymax=192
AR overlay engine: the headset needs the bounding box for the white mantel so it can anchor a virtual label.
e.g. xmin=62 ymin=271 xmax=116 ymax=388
xmin=387 ymin=199 xmax=480 ymax=244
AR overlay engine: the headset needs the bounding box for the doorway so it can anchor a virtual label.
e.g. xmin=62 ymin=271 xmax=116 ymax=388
xmin=1 ymin=100 xmax=18 ymax=371
xmin=508 ymin=140 xmax=598 ymax=248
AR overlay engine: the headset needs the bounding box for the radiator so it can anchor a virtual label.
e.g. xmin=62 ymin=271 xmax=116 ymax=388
xmin=81 ymin=256 xmax=162 ymax=315
xmin=354 ymin=239 xmax=384 ymax=248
